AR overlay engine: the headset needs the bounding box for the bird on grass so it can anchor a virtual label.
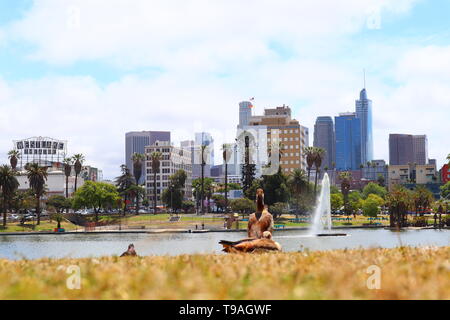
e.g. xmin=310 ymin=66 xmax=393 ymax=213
xmin=219 ymin=231 xmax=282 ymax=253
xmin=120 ymin=244 xmax=137 ymax=257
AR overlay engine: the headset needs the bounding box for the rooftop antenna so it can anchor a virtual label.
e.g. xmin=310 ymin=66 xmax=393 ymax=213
xmin=363 ymin=69 xmax=366 ymax=89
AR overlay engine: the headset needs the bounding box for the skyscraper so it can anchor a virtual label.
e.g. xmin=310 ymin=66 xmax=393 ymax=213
xmin=335 ymin=113 xmax=361 ymax=171
xmin=313 ymin=116 xmax=335 ymax=169
xmin=192 ymin=132 xmax=215 ymax=179
xmin=389 ymin=133 xmax=428 ymax=165
xmin=412 ymin=135 xmax=428 ymax=165
xmin=238 ymin=101 xmax=253 ymax=129
xmin=125 ymin=131 xmax=171 ymax=183
xmin=355 ymin=88 xmax=373 ymax=163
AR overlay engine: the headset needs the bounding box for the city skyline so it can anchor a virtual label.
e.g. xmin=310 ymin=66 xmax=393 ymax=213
xmin=0 ymin=1 xmax=449 ymax=179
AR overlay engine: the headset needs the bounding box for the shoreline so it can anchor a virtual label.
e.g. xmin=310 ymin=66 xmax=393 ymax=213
xmin=0 ymin=224 xmax=446 ymax=236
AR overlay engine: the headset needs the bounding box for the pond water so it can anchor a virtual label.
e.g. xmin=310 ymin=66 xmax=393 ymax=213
xmin=0 ymin=228 xmax=448 ymax=260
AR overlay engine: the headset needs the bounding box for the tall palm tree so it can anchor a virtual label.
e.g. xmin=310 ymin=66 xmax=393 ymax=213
xmin=0 ymin=165 xmax=19 ymax=227
xmin=131 ymin=153 xmax=145 ymax=184
xmin=222 ymin=144 xmax=232 ymax=214
xmin=150 ymin=152 xmax=162 ymax=214
xmin=72 ymin=154 xmax=85 ymax=192
xmin=289 ymin=169 xmax=308 ymax=216
xmin=339 ymin=171 xmax=351 ymax=216
xmin=63 ymin=158 xmax=73 ymax=198
xmin=200 ymin=144 xmax=207 ymax=214
xmin=304 ymin=146 xmax=316 ymax=192
xmin=313 ymin=147 xmax=325 ymax=195
xmin=8 ymin=150 xmax=20 ymax=170
xmin=26 ymin=163 xmax=48 ymax=225
xmin=131 ymin=153 xmax=146 ymax=214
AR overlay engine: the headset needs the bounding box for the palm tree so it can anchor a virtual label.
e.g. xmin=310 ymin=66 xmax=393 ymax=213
xmin=200 ymin=144 xmax=207 ymax=214
xmin=63 ymin=158 xmax=73 ymax=198
xmin=8 ymin=150 xmax=20 ymax=170
xmin=289 ymin=169 xmax=308 ymax=216
xmin=131 ymin=153 xmax=145 ymax=184
xmin=26 ymin=163 xmax=48 ymax=225
xmin=304 ymin=146 xmax=316 ymax=192
xmin=150 ymin=152 xmax=162 ymax=214
xmin=72 ymin=154 xmax=85 ymax=192
xmin=0 ymin=165 xmax=19 ymax=227
xmin=131 ymin=153 xmax=146 ymax=214
xmin=222 ymin=144 xmax=232 ymax=214
xmin=339 ymin=171 xmax=351 ymax=216
xmin=313 ymin=147 xmax=325 ymax=195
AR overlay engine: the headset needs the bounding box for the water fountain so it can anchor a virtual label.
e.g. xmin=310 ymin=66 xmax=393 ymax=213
xmin=309 ymin=173 xmax=346 ymax=237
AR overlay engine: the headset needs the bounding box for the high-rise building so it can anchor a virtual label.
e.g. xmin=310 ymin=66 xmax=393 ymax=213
xmin=238 ymin=101 xmax=253 ymax=129
xmin=334 ymin=112 xmax=361 ymax=171
xmin=389 ymin=133 xmax=428 ymax=165
xmin=145 ymin=141 xmax=192 ymax=206
xmin=355 ymin=88 xmax=373 ymax=164
xmin=125 ymin=131 xmax=170 ymax=183
xmin=313 ymin=116 xmax=335 ymax=169
xmin=389 ymin=134 xmax=413 ymax=165
xmin=192 ymin=132 xmax=214 ymax=179
xmin=248 ymin=105 xmax=308 ymax=173
xmin=412 ymin=135 xmax=428 ymax=165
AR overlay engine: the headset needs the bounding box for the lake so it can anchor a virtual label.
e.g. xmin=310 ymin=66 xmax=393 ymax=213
xmin=0 ymin=228 xmax=448 ymax=260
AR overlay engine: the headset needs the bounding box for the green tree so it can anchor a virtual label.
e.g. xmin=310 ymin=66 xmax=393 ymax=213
xmin=115 ymin=164 xmax=135 ymax=214
xmin=269 ymin=202 xmax=288 ymax=219
xmin=73 ymin=181 xmax=120 ymax=221
xmin=377 ymin=174 xmax=385 ymax=187
xmin=386 ymin=185 xmax=412 ymax=228
xmin=288 ymin=169 xmax=308 ymax=216
xmin=261 ymin=167 xmax=289 ymax=205
xmin=412 ymin=185 xmax=434 ymax=215
xmin=362 ymin=182 xmax=387 ymax=199
xmin=0 ymin=165 xmax=19 ymax=227
xmin=211 ymin=194 xmax=225 ymax=212
xmin=348 ymin=191 xmax=363 ymax=216
xmin=330 ymin=185 xmax=340 ymax=194
xmin=50 ymin=212 xmax=64 ymax=229
xmin=330 ymin=193 xmax=344 ymax=213
xmin=46 ymin=195 xmax=71 ymax=213
xmin=440 ymin=181 xmax=450 ymax=199
xmin=26 ymin=163 xmax=48 ymax=225
xmin=243 ymin=178 xmax=262 ymax=200
xmin=304 ymin=146 xmax=316 ymax=192
xmin=192 ymin=177 xmax=215 ymax=212
xmin=150 ymin=152 xmax=162 ymax=214
xmin=8 ymin=150 xmax=20 ymax=170
xmin=161 ymin=170 xmax=187 ymax=213
xmin=131 ymin=153 xmax=146 ymax=213
xmin=313 ymin=147 xmax=326 ymax=195
xmin=362 ymin=194 xmax=385 ymax=217
xmin=72 ymin=153 xmax=85 ymax=192
xmin=63 ymin=158 xmax=73 ymax=198
xmin=182 ymin=200 xmax=195 ymax=213
xmin=230 ymin=198 xmax=255 ymax=214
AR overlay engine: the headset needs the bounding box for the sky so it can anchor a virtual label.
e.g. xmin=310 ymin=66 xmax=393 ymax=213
xmin=0 ymin=0 xmax=449 ymax=180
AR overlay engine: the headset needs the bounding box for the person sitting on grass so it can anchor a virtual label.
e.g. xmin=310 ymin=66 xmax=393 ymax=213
xmin=247 ymin=188 xmax=274 ymax=239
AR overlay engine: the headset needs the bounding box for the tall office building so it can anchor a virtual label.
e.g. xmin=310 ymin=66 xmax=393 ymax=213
xmin=238 ymin=101 xmax=253 ymax=129
xmin=355 ymin=88 xmax=373 ymax=164
xmin=389 ymin=133 xmax=428 ymax=165
xmin=412 ymin=135 xmax=428 ymax=165
xmin=313 ymin=116 xmax=335 ymax=169
xmin=125 ymin=131 xmax=170 ymax=183
xmin=335 ymin=112 xmax=361 ymax=171
xmin=192 ymin=132 xmax=214 ymax=179
xmin=248 ymin=105 xmax=308 ymax=173
xmin=145 ymin=141 xmax=192 ymax=206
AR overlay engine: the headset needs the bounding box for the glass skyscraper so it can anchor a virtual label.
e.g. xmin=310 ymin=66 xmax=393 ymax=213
xmin=313 ymin=116 xmax=335 ymax=169
xmin=355 ymin=88 xmax=373 ymax=164
xmin=335 ymin=113 xmax=361 ymax=171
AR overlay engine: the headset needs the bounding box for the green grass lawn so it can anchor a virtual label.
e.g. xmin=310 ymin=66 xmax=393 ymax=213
xmin=0 ymin=219 xmax=80 ymax=233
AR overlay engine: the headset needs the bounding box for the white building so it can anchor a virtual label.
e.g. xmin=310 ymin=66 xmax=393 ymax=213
xmin=16 ymin=168 xmax=84 ymax=199
xmin=145 ymin=141 xmax=193 ymax=206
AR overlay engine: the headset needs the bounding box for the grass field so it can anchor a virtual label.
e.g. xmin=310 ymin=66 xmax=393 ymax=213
xmin=0 ymin=246 xmax=448 ymax=299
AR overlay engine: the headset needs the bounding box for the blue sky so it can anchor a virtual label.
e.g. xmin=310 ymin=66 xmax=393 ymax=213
xmin=0 ymin=0 xmax=449 ymax=179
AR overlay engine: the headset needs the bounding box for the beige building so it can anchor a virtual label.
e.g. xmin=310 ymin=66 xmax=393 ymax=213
xmin=388 ymin=163 xmax=437 ymax=190
xmin=145 ymin=141 xmax=192 ymax=206
xmin=248 ymin=105 xmax=309 ymax=174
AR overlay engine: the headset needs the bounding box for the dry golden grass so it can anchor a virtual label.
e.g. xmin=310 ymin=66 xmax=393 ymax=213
xmin=0 ymin=246 xmax=448 ymax=300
